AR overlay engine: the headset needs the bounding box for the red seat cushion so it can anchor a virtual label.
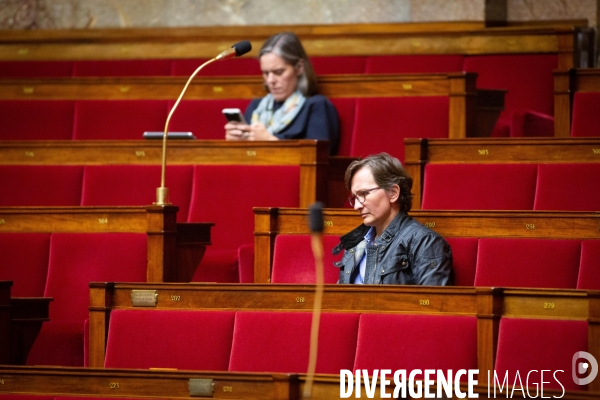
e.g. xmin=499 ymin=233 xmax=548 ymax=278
xmin=474 ymin=238 xmax=581 ymax=289
xmin=73 ymin=100 xmax=168 ymax=140
xmin=0 ymin=100 xmax=75 ymax=140
xmin=354 ymin=314 xmax=477 ymax=373
xmin=351 ymin=97 xmax=449 ymax=162
xmin=229 ymin=311 xmax=359 ymax=374
xmin=510 ymin=109 xmax=554 ymax=137
xmin=494 ymin=318 xmax=588 ymax=391
xmin=421 ymin=163 xmax=538 ymax=210
xmin=0 ymin=165 xmax=83 ymax=206
xmin=73 ymin=59 xmax=172 ymax=76
xmin=26 ymin=320 xmax=85 ymax=367
xmin=104 ymin=309 xmax=235 ymax=370
xmin=534 ymin=163 xmax=600 ymax=211
xmin=571 ymin=92 xmax=600 ymax=137
xmin=365 ymin=55 xmax=464 ymax=74
xmin=81 ymin=165 xmax=193 ymax=222
xmin=271 ymin=234 xmax=342 ymax=283
xmin=0 ymin=233 xmax=50 ymax=297
xmin=577 ymin=240 xmax=600 ymax=290
xmin=444 ymin=237 xmax=478 ymax=286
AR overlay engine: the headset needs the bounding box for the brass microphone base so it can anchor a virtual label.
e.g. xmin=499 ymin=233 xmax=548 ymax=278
xmin=154 ymin=187 xmax=171 ymax=206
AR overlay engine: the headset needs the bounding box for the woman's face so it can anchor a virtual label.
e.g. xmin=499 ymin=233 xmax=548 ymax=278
xmin=259 ymin=52 xmax=302 ymax=102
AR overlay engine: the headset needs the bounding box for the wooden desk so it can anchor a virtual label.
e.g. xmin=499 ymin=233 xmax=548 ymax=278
xmin=403 ymin=137 xmax=600 ymax=209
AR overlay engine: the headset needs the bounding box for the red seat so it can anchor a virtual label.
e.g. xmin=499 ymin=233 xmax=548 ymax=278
xmin=0 ymin=100 xmax=75 ymax=140
xmin=571 ymin=92 xmax=600 ymax=137
xmin=104 ymin=309 xmax=235 ymax=370
xmin=351 ymin=97 xmax=449 ymax=162
xmin=510 ymin=109 xmax=554 ymax=137
xmin=187 ymin=165 xmax=300 ymax=283
xmin=444 ymin=237 xmax=478 ymax=286
xmin=237 ymin=243 xmax=255 ymax=283
xmin=310 ymin=56 xmax=367 ymax=74
xmin=0 ymin=233 xmax=50 ymax=297
xmin=271 ymin=234 xmax=342 ymax=284
xmin=494 ymin=318 xmax=588 ymax=391
xmin=167 ymin=99 xmax=252 ymax=140
xmin=462 ymin=54 xmax=558 ymax=136
xmin=534 ymin=163 xmax=600 ymax=211
xmin=329 ymin=98 xmax=356 ymax=156
xmin=576 ymin=240 xmax=600 ymax=290
xmin=170 ymin=57 xmax=261 ymax=76
xmin=73 ymin=59 xmax=172 ymax=76
xmin=0 ymin=60 xmax=73 ymax=77
xmin=80 ymin=165 xmax=194 ymax=222
xmin=26 ymin=233 xmax=148 ymax=366
xmin=365 ymin=55 xmax=464 ymax=74
xmin=474 ymin=238 xmax=581 ymax=289
xmin=421 ymin=163 xmax=538 ymax=210
xmin=0 ymin=165 xmax=83 ymax=207
xmin=354 ymin=313 xmax=477 ymax=372
xmin=73 ymin=100 xmax=168 ymax=140
xmin=228 ymin=311 xmax=359 ymax=374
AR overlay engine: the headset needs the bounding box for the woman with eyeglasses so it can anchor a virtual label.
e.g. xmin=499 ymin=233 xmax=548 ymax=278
xmin=224 ymin=31 xmax=339 ymax=155
xmin=333 ymin=152 xmax=453 ymax=285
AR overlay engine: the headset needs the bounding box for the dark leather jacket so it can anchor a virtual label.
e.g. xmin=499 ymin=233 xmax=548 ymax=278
xmin=332 ymin=212 xmax=453 ymax=285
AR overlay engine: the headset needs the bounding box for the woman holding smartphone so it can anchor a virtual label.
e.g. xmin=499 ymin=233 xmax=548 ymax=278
xmin=224 ymin=32 xmax=340 ymax=155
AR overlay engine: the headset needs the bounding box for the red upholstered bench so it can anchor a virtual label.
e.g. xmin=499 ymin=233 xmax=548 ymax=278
xmin=0 ymin=165 xmax=83 ymax=207
xmin=0 ymin=233 xmax=50 ymax=297
xmin=0 ymin=60 xmax=74 ymax=77
xmin=228 ymin=311 xmax=359 ymax=374
xmin=473 ymin=238 xmax=581 ymax=289
xmin=80 ymin=165 xmax=194 ymax=222
xmin=354 ymin=313 xmax=478 ymax=373
xmin=444 ymin=237 xmax=479 ymax=287
xmin=570 ymin=92 xmax=600 ymax=137
xmin=170 ymin=57 xmax=260 ymax=76
xmin=104 ymin=309 xmax=235 ymax=370
xmin=26 ymin=233 xmax=148 ymax=367
xmin=73 ymin=100 xmax=168 ymax=140
xmin=166 ymin=99 xmax=252 ymax=140
xmin=271 ymin=234 xmax=342 ymax=284
xmin=364 ymin=55 xmax=464 ymax=74
xmin=534 ymin=163 xmax=600 ymax=211
xmin=310 ymin=56 xmax=367 ymax=74
xmin=329 ymin=97 xmax=356 ymax=157
xmin=494 ymin=318 xmax=588 ymax=391
xmin=350 ymin=96 xmax=449 ymax=162
xmin=73 ymin=59 xmax=172 ymax=77
xmin=187 ymin=165 xmax=300 ymax=283
xmin=576 ymin=240 xmax=600 ymax=290
xmin=421 ymin=163 xmax=538 ymax=210
xmin=0 ymin=100 xmax=75 ymax=140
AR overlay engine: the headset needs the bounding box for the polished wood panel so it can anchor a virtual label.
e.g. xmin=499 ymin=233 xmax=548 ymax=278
xmin=403 ymin=137 xmax=600 ymax=209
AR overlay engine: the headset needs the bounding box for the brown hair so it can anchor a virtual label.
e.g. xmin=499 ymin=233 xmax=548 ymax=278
xmin=344 ymin=152 xmax=414 ymax=212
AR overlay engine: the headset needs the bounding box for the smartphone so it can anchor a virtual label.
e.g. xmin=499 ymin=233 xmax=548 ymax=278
xmin=222 ymin=108 xmax=247 ymax=124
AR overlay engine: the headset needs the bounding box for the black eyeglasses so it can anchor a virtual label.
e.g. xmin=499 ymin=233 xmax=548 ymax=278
xmin=348 ymin=187 xmax=381 ymax=207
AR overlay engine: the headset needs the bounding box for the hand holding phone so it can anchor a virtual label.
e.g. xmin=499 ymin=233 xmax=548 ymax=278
xmin=222 ymin=108 xmax=247 ymax=124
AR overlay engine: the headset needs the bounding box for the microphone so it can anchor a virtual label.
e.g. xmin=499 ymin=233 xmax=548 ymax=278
xmin=304 ymin=202 xmax=325 ymax=398
xmin=154 ymin=40 xmax=252 ymax=205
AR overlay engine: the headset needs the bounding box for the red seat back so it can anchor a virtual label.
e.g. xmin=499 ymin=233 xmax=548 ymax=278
xmin=73 ymin=100 xmax=168 ymax=140
xmin=444 ymin=237 xmax=478 ymax=286
xmin=365 ymin=55 xmax=464 ymax=74
xmin=494 ymin=318 xmax=588 ymax=391
xmin=571 ymin=92 xmax=600 ymax=137
xmin=271 ymin=234 xmax=342 ymax=283
xmin=421 ymin=163 xmax=538 ymax=210
xmin=329 ymin=98 xmax=356 ymax=156
xmin=351 ymin=97 xmax=449 ymax=162
xmin=577 ymin=240 xmax=600 ymax=290
xmin=534 ymin=163 xmax=600 ymax=211
xmin=104 ymin=309 xmax=235 ymax=370
xmin=0 ymin=100 xmax=75 ymax=140
xmin=73 ymin=59 xmax=172 ymax=76
xmin=0 ymin=233 xmax=50 ymax=297
xmin=170 ymin=57 xmax=261 ymax=76
xmin=310 ymin=56 xmax=367 ymax=74
xmin=0 ymin=165 xmax=83 ymax=206
xmin=81 ymin=165 xmax=193 ymax=222
xmin=0 ymin=61 xmax=73 ymax=77
xmin=474 ymin=238 xmax=581 ymax=289
xmin=354 ymin=313 xmax=477 ymax=372
xmin=228 ymin=311 xmax=359 ymax=374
